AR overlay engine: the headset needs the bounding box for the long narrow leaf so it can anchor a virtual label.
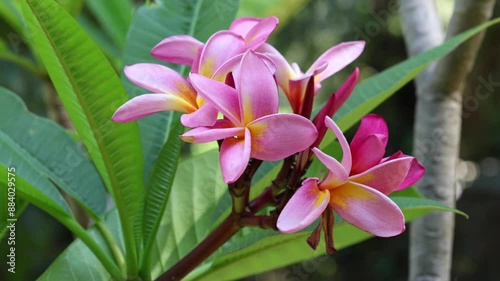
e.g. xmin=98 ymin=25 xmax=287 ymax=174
xmin=21 ymin=0 xmax=144 ymax=274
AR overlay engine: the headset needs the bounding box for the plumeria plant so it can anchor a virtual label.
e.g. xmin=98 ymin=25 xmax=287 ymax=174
xmin=1 ymin=0 xmax=495 ymax=280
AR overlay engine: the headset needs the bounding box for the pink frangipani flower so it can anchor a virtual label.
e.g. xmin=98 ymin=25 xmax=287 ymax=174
xmin=260 ymin=41 xmax=365 ymax=114
xmin=180 ymin=51 xmax=318 ymax=183
xmin=151 ymin=16 xmax=278 ymax=72
xmin=111 ymin=63 xmax=218 ymax=128
xmin=277 ymin=115 xmax=424 ymax=244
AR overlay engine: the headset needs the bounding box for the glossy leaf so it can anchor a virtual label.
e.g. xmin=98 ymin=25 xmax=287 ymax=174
xmin=22 ymin=0 xmax=144 ymax=273
xmin=85 ymin=0 xmax=133 ymax=49
xmin=141 ymin=113 xmax=183 ymax=269
xmin=148 ymin=150 xmax=227 ymax=279
xmin=0 ymin=88 xmax=106 ymax=218
xmin=38 ymin=210 xmax=124 ymax=281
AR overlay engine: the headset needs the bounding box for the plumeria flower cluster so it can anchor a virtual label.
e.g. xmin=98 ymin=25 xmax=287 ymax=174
xmin=112 ymin=16 xmax=424 ymax=252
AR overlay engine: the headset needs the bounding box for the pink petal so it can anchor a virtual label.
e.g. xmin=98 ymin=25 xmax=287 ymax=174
xmin=277 ymin=178 xmax=330 ymax=233
xmin=329 ymin=181 xmax=405 ymax=237
xmin=308 ymin=41 xmax=365 ymax=83
xmin=350 ymin=134 xmax=387 ymax=175
xmin=287 ymin=75 xmax=311 ymax=114
xmin=220 ymin=129 xmax=251 ymax=183
xmin=198 ymin=31 xmax=246 ymax=78
xmin=124 ymin=63 xmax=197 ymax=105
xmin=151 ymin=35 xmax=203 ymax=65
xmin=238 ymin=51 xmax=279 ymax=124
xmin=180 ymin=125 xmax=244 ymax=144
xmin=259 ymin=44 xmax=295 ymax=94
xmin=112 ymin=94 xmax=194 ymax=122
xmin=312 ymin=148 xmax=348 ymax=187
xmin=189 ymin=73 xmax=242 ymax=126
xmin=180 ymin=103 xmax=218 ymax=128
xmin=229 ymin=17 xmax=261 ymax=37
xmin=212 ymin=52 xmax=276 ymax=84
xmin=243 ymin=16 xmax=279 ymax=50
xmin=247 ymin=113 xmax=317 ymax=161
xmin=331 ymin=67 xmax=359 ymax=114
xmin=324 ymin=117 xmax=352 ymax=172
xmin=311 ymin=68 xmax=359 ymax=148
xmin=349 ymin=157 xmax=413 ymax=195
xmin=383 ymin=152 xmax=425 ymax=190
xmin=350 ymin=114 xmax=389 ymax=153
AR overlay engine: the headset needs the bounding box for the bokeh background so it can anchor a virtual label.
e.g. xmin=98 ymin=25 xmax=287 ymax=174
xmin=1 ymin=0 xmax=499 ymax=280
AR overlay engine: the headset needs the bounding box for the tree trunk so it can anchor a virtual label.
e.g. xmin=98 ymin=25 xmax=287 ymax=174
xmin=400 ymin=0 xmax=496 ymax=280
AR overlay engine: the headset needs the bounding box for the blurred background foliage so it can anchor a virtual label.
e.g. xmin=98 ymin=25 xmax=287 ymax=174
xmin=0 ymin=0 xmax=499 ymax=280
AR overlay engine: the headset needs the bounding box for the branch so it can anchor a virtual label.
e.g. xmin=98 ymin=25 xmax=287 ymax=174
xmin=400 ymin=1 xmax=496 ymax=281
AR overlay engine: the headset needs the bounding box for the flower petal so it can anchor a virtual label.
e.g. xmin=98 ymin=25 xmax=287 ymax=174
xmin=180 ymin=124 xmax=244 ymax=144
xmin=229 ymin=17 xmax=261 ymax=37
xmin=112 ymin=94 xmax=194 ymax=122
xmin=151 ymin=35 xmax=203 ymax=65
xmin=312 ymin=147 xmax=348 ymax=187
xmin=220 ymin=129 xmax=251 ymax=183
xmin=398 ymin=158 xmax=425 ymax=190
xmin=350 ymin=114 xmax=389 ymax=153
xmin=324 ymin=117 xmax=352 ymax=172
xmin=198 ymin=31 xmax=246 ymax=78
xmin=383 ymin=152 xmax=425 ymax=190
xmin=329 ymin=181 xmax=405 ymax=237
xmin=287 ymin=75 xmax=311 ymax=114
xmin=238 ymin=51 xmax=279 ymax=124
xmin=259 ymin=44 xmax=296 ymax=94
xmin=349 ymin=157 xmax=413 ymax=195
xmin=247 ymin=113 xmax=317 ymax=161
xmin=277 ymin=178 xmax=330 ymax=233
xmin=243 ymin=16 xmax=279 ymax=49
xmin=124 ymin=63 xmax=197 ymax=105
xmin=311 ymin=68 xmax=359 ymax=148
xmin=180 ymin=103 xmax=218 ymax=128
xmin=189 ymin=73 xmax=242 ymax=126
xmin=308 ymin=41 xmax=365 ymax=83
xmin=350 ymin=134 xmax=387 ymax=175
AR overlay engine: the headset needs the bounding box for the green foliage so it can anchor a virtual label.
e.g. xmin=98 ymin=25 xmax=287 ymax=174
xmin=1 ymin=0 xmax=497 ymax=279
xmin=0 ymin=88 xmax=106 ymax=218
xmin=85 ymin=0 xmax=133 ymax=49
xmin=21 ymin=0 xmax=144 ymax=275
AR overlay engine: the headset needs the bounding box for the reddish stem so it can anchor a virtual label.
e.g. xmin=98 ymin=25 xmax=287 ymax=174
xmin=155 ymin=214 xmax=241 ymax=281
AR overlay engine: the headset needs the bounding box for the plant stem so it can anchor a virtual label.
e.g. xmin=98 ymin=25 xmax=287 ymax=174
xmin=97 ymin=221 xmax=127 ymax=275
xmin=156 ymin=214 xmax=241 ymax=281
xmin=62 ymin=216 xmax=124 ymax=280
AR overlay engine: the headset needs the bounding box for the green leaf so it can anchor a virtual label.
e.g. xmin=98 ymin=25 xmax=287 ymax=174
xmin=0 ymin=88 xmax=107 ymax=218
xmin=0 ymin=165 xmax=123 ymax=281
xmin=21 ymin=0 xmax=144 ymax=274
xmin=38 ymin=210 xmax=125 ymax=281
xmin=0 ymin=191 xmax=28 ymax=241
xmin=122 ymin=0 xmax=240 ymax=184
xmin=0 ymin=0 xmax=23 ymax=33
xmin=185 ymin=197 xmax=466 ymax=281
xmin=141 ymin=113 xmax=183 ymax=273
xmin=56 ymin=0 xmax=83 ymax=17
xmin=85 ymin=0 xmax=133 ymax=49
xmin=148 ymin=150 xmax=227 ymax=279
